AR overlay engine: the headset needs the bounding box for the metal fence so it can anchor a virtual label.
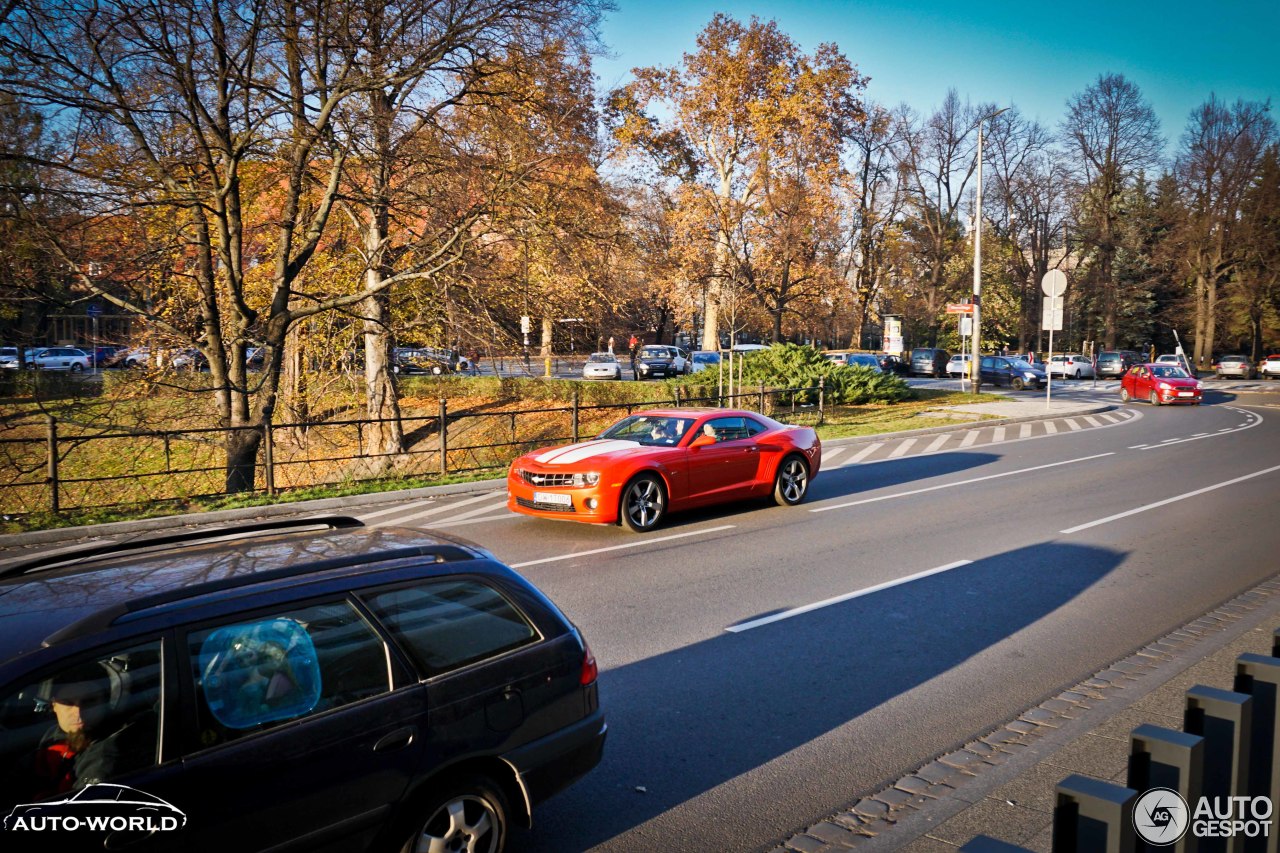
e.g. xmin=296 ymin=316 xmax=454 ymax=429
xmin=0 ymin=383 xmax=825 ymax=516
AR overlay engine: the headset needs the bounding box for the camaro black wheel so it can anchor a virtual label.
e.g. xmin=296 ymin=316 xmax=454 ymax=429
xmin=401 ymin=775 xmax=508 ymax=853
xmin=773 ymin=455 xmax=810 ymax=506
xmin=620 ymin=473 xmax=666 ymax=532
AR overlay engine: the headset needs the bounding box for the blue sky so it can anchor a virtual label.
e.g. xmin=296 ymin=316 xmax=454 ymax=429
xmin=593 ymin=0 xmax=1279 ymax=151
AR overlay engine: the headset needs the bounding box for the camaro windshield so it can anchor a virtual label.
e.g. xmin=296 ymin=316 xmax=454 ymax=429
xmin=599 ymin=415 xmax=694 ymax=446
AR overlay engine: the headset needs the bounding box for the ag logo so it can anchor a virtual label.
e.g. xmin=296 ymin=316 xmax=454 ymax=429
xmin=1133 ymin=787 xmax=1189 ymax=845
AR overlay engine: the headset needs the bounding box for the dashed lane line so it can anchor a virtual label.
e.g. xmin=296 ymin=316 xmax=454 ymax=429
xmin=510 ymin=525 xmax=737 ymax=569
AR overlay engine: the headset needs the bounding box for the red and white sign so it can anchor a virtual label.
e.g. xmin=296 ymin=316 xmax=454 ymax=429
xmin=945 ymin=303 xmax=974 ymax=314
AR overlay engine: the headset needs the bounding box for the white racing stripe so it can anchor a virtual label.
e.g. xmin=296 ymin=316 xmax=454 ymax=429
xmin=812 ymin=453 xmax=1114 ymax=513
xmin=726 ymin=560 xmax=973 ymax=633
xmin=534 ymin=439 xmax=639 ymax=464
xmin=1060 ymin=463 xmax=1280 ymax=534
xmin=510 ymin=525 xmax=736 ymax=568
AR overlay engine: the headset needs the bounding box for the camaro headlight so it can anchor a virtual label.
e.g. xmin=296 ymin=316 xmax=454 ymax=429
xmin=571 ymin=471 xmax=601 ymax=487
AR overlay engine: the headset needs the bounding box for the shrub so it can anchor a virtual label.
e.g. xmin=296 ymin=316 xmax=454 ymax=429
xmin=685 ymin=343 xmax=910 ymax=405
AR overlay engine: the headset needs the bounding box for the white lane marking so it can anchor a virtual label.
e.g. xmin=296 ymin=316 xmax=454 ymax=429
xmin=840 ymin=443 xmax=883 ymax=466
xmin=924 ymin=434 xmax=952 ymax=453
xmin=1130 ymin=444 xmax=1150 ymax=449
xmin=1064 ymin=419 xmax=1081 ymax=431
xmin=1141 ymin=407 xmax=1263 ymax=450
xmin=1044 ymin=421 xmax=1058 ymax=434
xmin=993 ymin=426 xmax=1006 ymax=442
xmin=822 ymin=446 xmax=848 ymax=463
xmin=1084 ymin=416 xmax=1102 ymax=428
xmin=726 ymin=560 xmax=973 ymax=633
xmin=510 ymin=525 xmax=737 ymax=568
xmin=888 ymin=438 xmax=917 ymax=458
xmin=357 ymin=501 xmax=431 ymax=522
xmin=435 ymin=513 xmax=516 ymax=527
xmin=1061 ymin=463 xmax=1280 ymax=535
xmin=441 ymin=498 xmax=512 ymax=521
xmin=1019 ymin=424 xmax=1032 ymax=439
xmin=1099 ymin=414 xmax=1119 ymax=423
xmin=812 ymin=453 xmax=1114 ymax=513
xmin=959 ymin=431 xmax=981 ymax=448
xmin=370 ymin=492 xmax=497 ymax=525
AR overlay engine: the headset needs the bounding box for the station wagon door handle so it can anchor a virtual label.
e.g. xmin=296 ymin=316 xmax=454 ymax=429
xmin=373 ymin=726 xmax=417 ymax=752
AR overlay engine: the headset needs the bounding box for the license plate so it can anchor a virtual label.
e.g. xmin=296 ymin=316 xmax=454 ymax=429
xmin=533 ymin=491 xmax=572 ymax=506
xmin=1177 ymin=391 xmax=1193 ymax=397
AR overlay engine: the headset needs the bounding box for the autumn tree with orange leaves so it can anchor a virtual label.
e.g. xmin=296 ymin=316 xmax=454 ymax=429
xmin=608 ymin=14 xmax=865 ymax=350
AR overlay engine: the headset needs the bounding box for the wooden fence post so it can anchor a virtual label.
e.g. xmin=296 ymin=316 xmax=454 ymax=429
xmin=439 ymin=397 xmax=448 ymax=476
xmin=572 ymin=389 xmax=579 ymax=443
xmin=46 ymin=415 xmax=59 ymax=514
xmin=758 ymin=382 xmax=766 ymax=413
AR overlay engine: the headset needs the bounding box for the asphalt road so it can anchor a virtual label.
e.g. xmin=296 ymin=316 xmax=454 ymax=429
xmin=427 ymin=386 xmax=1280 ymax=853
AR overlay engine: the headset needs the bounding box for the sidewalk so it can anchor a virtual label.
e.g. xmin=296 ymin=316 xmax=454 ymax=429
xmin=775 ymin=576 xmax=1280 ymax=852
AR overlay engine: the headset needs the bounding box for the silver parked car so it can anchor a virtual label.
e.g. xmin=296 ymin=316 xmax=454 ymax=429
xmin=582 ymin=351 xmax=622 ymax=380
xmin=690 ymin=350 xmax=721 ymax=373
xmin=1213 ymin=355 xmax=1253 ymax=379
xmin=28 ymin=347 xmax=92 ymax=372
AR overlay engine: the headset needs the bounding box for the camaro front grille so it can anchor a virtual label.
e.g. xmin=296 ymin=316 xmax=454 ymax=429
xmin=516 ymin=496 xmax=577 ymax=513
xmin=521 ymin=471 xmax=574 ymax=487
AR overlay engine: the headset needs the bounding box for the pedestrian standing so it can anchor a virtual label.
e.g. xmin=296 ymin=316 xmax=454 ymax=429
xmin=607 ymin=335 xmax=615 ymax=354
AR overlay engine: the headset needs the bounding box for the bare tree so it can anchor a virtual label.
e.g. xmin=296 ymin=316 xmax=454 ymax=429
xmin=0 ymin=0 xmax=603 ymax=492
xmin=1061 ymin=73 xmax=1164 ymax=349
xmin=896 ymin=91 xmax=992 ymax=345
xmin=1171 ymin=96 xmax=1275 ymax=367
xmin=840 ymin=103 xmax=906 ymax=348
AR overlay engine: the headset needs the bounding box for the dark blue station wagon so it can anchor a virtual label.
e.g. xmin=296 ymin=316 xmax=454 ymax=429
xmin=0 ymin=518 xmax=604 ymax=853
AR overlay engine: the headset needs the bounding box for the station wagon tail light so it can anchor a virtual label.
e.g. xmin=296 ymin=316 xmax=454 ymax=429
xmin=580 ymin=640 xmax=598 ymax=685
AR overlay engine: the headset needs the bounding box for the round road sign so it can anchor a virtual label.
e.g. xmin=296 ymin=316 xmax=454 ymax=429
xmin=1041 ymin=269 xmax=1067 ymax=297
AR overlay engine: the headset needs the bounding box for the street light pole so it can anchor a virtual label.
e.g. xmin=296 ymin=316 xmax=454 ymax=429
xmin=970 ymin=106 xmax=1009 ymax=393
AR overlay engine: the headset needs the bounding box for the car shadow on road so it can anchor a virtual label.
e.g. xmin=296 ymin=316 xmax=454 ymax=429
xmin=517 ymin=540 xmax=1125 ymax=852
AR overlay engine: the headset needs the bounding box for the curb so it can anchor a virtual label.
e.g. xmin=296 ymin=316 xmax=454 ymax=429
xmin=0 ymin=402 xmax=1116 ymax=549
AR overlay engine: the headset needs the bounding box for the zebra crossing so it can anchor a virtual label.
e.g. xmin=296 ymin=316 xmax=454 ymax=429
xmin=818 ymin=407 xmax=1138 ymax=469
xmin=351 ymin=406 xmax=1139 ymax=528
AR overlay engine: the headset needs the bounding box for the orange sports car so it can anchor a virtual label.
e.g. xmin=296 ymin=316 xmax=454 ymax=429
xmin=508 ymin=408 xmax=822 ymax=532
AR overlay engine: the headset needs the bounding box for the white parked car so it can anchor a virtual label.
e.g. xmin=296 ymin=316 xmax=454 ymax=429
xmin=1047 ymin=354 xmax=1096 ymax=379
xmin=946 ymin=353 xmax=971 ymax=378
xmin=28 ymin=347 xmax=91 ymax=372
xmin=582 ymin=351 xmax=622 ymax=380
xmin=0 ymin=347 xmax=19 ymax=369
xmin=1260 ymin=354 xmax=1280 ymax=379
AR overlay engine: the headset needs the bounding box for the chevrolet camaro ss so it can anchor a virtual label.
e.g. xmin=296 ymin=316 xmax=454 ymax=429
xmin=507 ymin=408 xmax=822 ymax=531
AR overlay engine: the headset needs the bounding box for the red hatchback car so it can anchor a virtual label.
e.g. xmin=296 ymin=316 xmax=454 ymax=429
xmin=508 ymin=408 xmax=822 ymax=532
xmin=1120 ymin=363 xmax=1203 ymax=405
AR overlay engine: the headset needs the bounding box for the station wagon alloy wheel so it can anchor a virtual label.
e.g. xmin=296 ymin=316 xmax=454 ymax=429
xmin=405 ymin=778 xmax=507 ymax=853
xmin=774 ymin=455 xmax=809 ymax=506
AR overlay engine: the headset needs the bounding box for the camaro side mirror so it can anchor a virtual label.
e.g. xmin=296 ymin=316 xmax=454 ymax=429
xmin=690 ymin=434 xmax=716 ymax=448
